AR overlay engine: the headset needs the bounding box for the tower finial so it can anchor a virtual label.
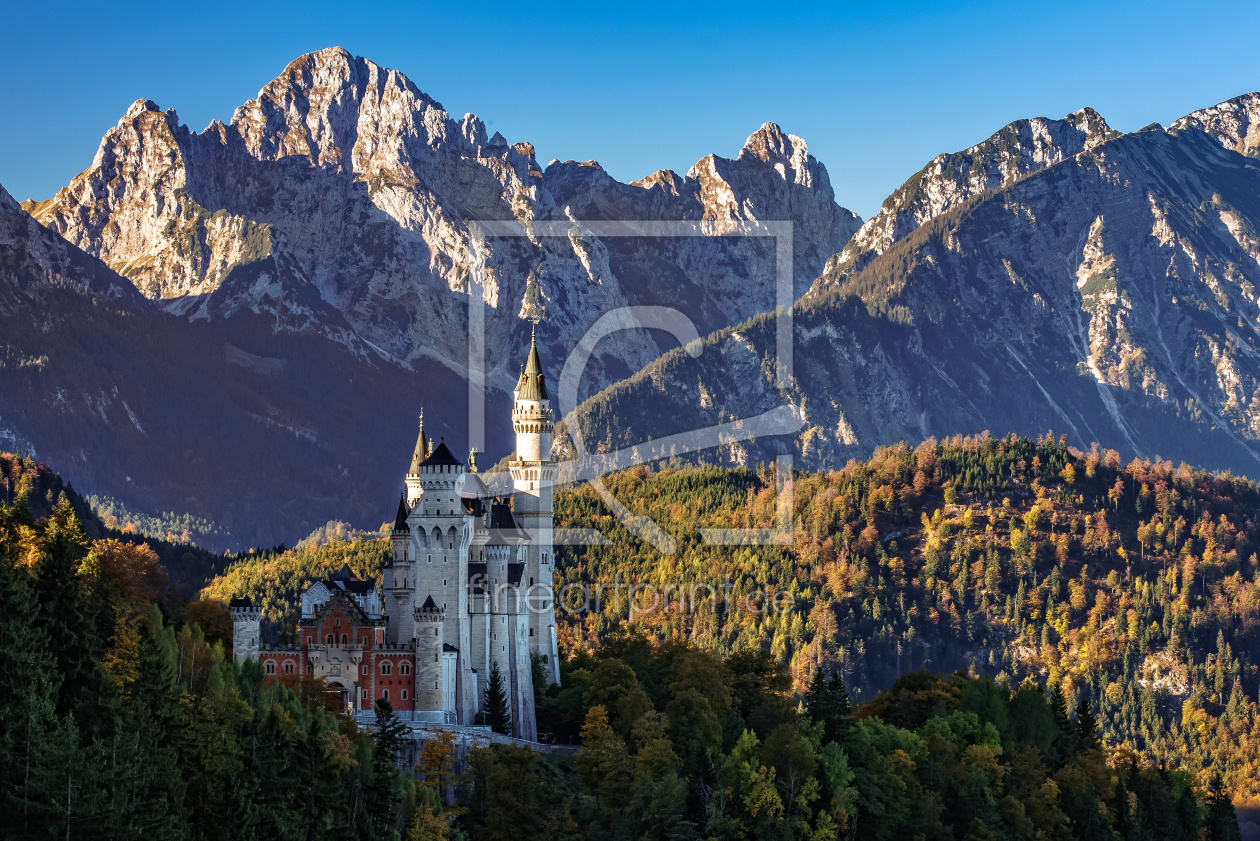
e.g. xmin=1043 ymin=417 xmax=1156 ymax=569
xmin=409 ymin=408 xmax=429 ymax=474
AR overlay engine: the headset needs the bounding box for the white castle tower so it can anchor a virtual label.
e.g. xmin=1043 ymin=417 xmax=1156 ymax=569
xmin=509 ymin=326 xmax=561 ymax=687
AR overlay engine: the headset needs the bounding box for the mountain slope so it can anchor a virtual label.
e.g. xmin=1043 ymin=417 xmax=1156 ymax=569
xmin=559 ymin=94 xmax=1260 ymax=476
xmin=0 ymin=182 xmax=475 ymax=549
xmin=814 ymin=107 xmax=1117 ymax=289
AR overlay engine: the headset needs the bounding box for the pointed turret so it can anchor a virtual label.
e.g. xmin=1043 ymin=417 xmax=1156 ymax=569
xmin=406 ymin=411 xmax=428 ymax=505
xmin=409 ymin=409 xmax=429 ymax=474
xmin=393 ymin=490 xmax=410 ymax=533
xmin=516 ymin=325 xmax=549 ymax=401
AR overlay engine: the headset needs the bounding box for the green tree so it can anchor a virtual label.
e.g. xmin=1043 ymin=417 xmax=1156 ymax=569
xmin=484 ymin=661 xmax=513 ymax=736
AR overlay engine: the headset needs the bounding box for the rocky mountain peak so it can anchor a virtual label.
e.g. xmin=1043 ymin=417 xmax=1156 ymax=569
xmin=812 ymin=106 xmax=1121 ymax=292
xmin=736 ymin=121 xmax=814 ymax=187
xmin=1171 ymin=91 xmax=1260 ymax=157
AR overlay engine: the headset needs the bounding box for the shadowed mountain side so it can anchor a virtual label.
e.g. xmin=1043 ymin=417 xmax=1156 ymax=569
xmin=1 ymin=186 xmax=504 ymax=551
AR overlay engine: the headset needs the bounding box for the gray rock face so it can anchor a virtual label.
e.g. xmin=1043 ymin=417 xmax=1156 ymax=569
xmin=24 ymin=47 xmax=860 ymax=398
xmin=562 ymin=97 xmax=1260 ymax=477
xmin=814 ymin=108 xmax=1117 ymax=292
xmin=1171 ymin=92 xmax=1260 ymax=158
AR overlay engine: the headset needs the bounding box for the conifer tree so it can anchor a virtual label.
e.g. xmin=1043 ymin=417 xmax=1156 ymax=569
xmin=1205 ymin=774 xmax=1242 ymax=841
xmin=35 ymin=500 xmax=104 ymax=724
xmin=1049 ymin=686 xmax=1077 ymax=765
xmin=805 ymin=667 xmax=852 ymax=748
xmin=484 ymin=661 xmax=513 ymax=736
xmin=367 ymin=699 xmax=408 ymax=838
xmin=1075 ymin=696 xmax=1101 ymax=752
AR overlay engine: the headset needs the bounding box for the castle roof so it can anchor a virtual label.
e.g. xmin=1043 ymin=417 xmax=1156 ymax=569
xmin=457 ymin=469 xmax=490 ymax=499
xmin=408 ymin=411 xmax=428 ymax=474
xmin=488 ymin=500 xmax=517 ymax=530
xmin=420 ymin=440 xmax=461 ymax=467
xmin=420 ymin=594 xmax=439 ymax=612
xmin=392 ymin=491 xmax=410 ymax=533
xmin=516 ymin=325 xmax=548 ymax=401
xmin=229 ymin=597 xmax=254 ymax=608
xmin=325 ymin=565 xmax=375 ymax=595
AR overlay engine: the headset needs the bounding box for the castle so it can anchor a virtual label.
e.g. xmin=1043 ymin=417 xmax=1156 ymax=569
xmin=232 ymin=330 xmax=559 ymax=741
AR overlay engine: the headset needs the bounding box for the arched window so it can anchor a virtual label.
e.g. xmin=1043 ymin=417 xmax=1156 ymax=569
xmin=362 ymin=664 xmax=369 ymax=675
xmin=402 ymin=689 xmax=409 ymax=700
xmin=529 ymin=628 xmax=534 ymax=637
xmin=383 ymin=689 xmax=390 ymax=700
xmin=431 ymin=527 xmax=442 ymax=548
xmin=284 ymin=662 xmax=294 ymax=674
xmin=340 ymin=634 xmax=348 ymax=645
xmin=307 ymin=664 xmax=313 ymax=675
xmin=416 ymin=529 xmax=427 ymax=549
xmin=400 ymin=663 xmax=411 ymax=675
xmin=265 ymin=662 xmax=275 ymax=675
xmin=381 ymin=662 xmax=392 ymax=675
xmin=447 ymin=526 xmax=457 ymax=549
xmin=326 ymin=634 xmax=334 ymax=645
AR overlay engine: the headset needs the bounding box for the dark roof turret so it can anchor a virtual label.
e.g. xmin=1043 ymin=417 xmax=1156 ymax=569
xmin=392 ymin=490 xmax=410 ymax=533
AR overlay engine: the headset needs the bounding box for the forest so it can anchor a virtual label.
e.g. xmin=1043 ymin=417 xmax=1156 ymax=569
xmin=2 ymin=432 xmax=1257 ymax=839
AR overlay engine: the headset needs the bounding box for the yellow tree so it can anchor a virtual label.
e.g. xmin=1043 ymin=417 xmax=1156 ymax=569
xmin=415 ymin=731 xmax=457 ymax=802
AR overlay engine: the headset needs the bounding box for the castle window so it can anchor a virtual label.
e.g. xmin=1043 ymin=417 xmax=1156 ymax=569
xmin=434 ymin=628 xmax=438 ymax=636
xmin=530 ymin=578 xmax=533 ymax=586
xmin=284 ymin=662 xmax=294 ymax=674
xmin=326 ymin=634 xmax=334 ymax=645
xmin=265 ymin=662 xmax=275 ymax=675
xmin=382 ymin=663 xmax=392 ymax=675
xmin=402 ymin=690 xmax=408 ymax=700
xmin=434 ymin=681 xmax=438 ymax=690
xmin=362 ymin=664 xmax=369 ymax=675
xmin=530 ymin=628 xmax=534 ymax=636
xmin=443 ymin=579 xmax=447 ymax=586
xmin=443 ymin=602 xmax=447 ymax=610
xmin=307 ymin=665 xmax=313 ymax=675
xmin=307 ymin=636 xmax=312 ymax=645
xmin=383 ymin=689 xmax=389 ymax=700
xmin=401 ymin=663 xmax=411 ymax=675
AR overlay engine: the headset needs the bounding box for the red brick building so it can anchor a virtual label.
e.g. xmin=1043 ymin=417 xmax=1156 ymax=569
xmin=247 ymin=566 xmax=423 ymax=714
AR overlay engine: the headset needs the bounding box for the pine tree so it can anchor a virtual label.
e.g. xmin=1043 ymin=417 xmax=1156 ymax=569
xmin=1075 ymin=696 xmax=1101 ymax=751
xmin=34 ymin=500 xmax=104 ymax=723
xmin=1205 ymin=774 xmax=1242 ymax=841
xmin=367 ymin=699 xmax=408 ymax=838
xmin=1050 ymin=686 xmax=1078 ymax=765
xmin=484 ymin=661 xmax=513 ymax=736
xmin=805 ymin=667 xmax=852 ymax=748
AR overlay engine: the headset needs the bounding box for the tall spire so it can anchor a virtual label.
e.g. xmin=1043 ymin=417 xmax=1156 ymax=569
xmin=409 ymin=409 xmax=428 ymax=474
xmin=518 ymin=325 xmax=548 ymax=400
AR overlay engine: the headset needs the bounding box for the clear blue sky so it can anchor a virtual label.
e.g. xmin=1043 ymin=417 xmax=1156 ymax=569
xmin=2 ymin=0 xmax=1257 ymax=219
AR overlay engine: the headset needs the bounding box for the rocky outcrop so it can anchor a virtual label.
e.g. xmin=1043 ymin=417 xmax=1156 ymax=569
xmin=1171 ymin=92 xmax=1260 ymax=158
xmin=24 ymin=48 xmax=860 ymax=398
xmin=1 ymin=183 xmax=143 ymax=305
xmin=813 ymin=108 xmax=1117 ymax=291
xmin=562 ymin=96 xmax=1260 ymax=477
